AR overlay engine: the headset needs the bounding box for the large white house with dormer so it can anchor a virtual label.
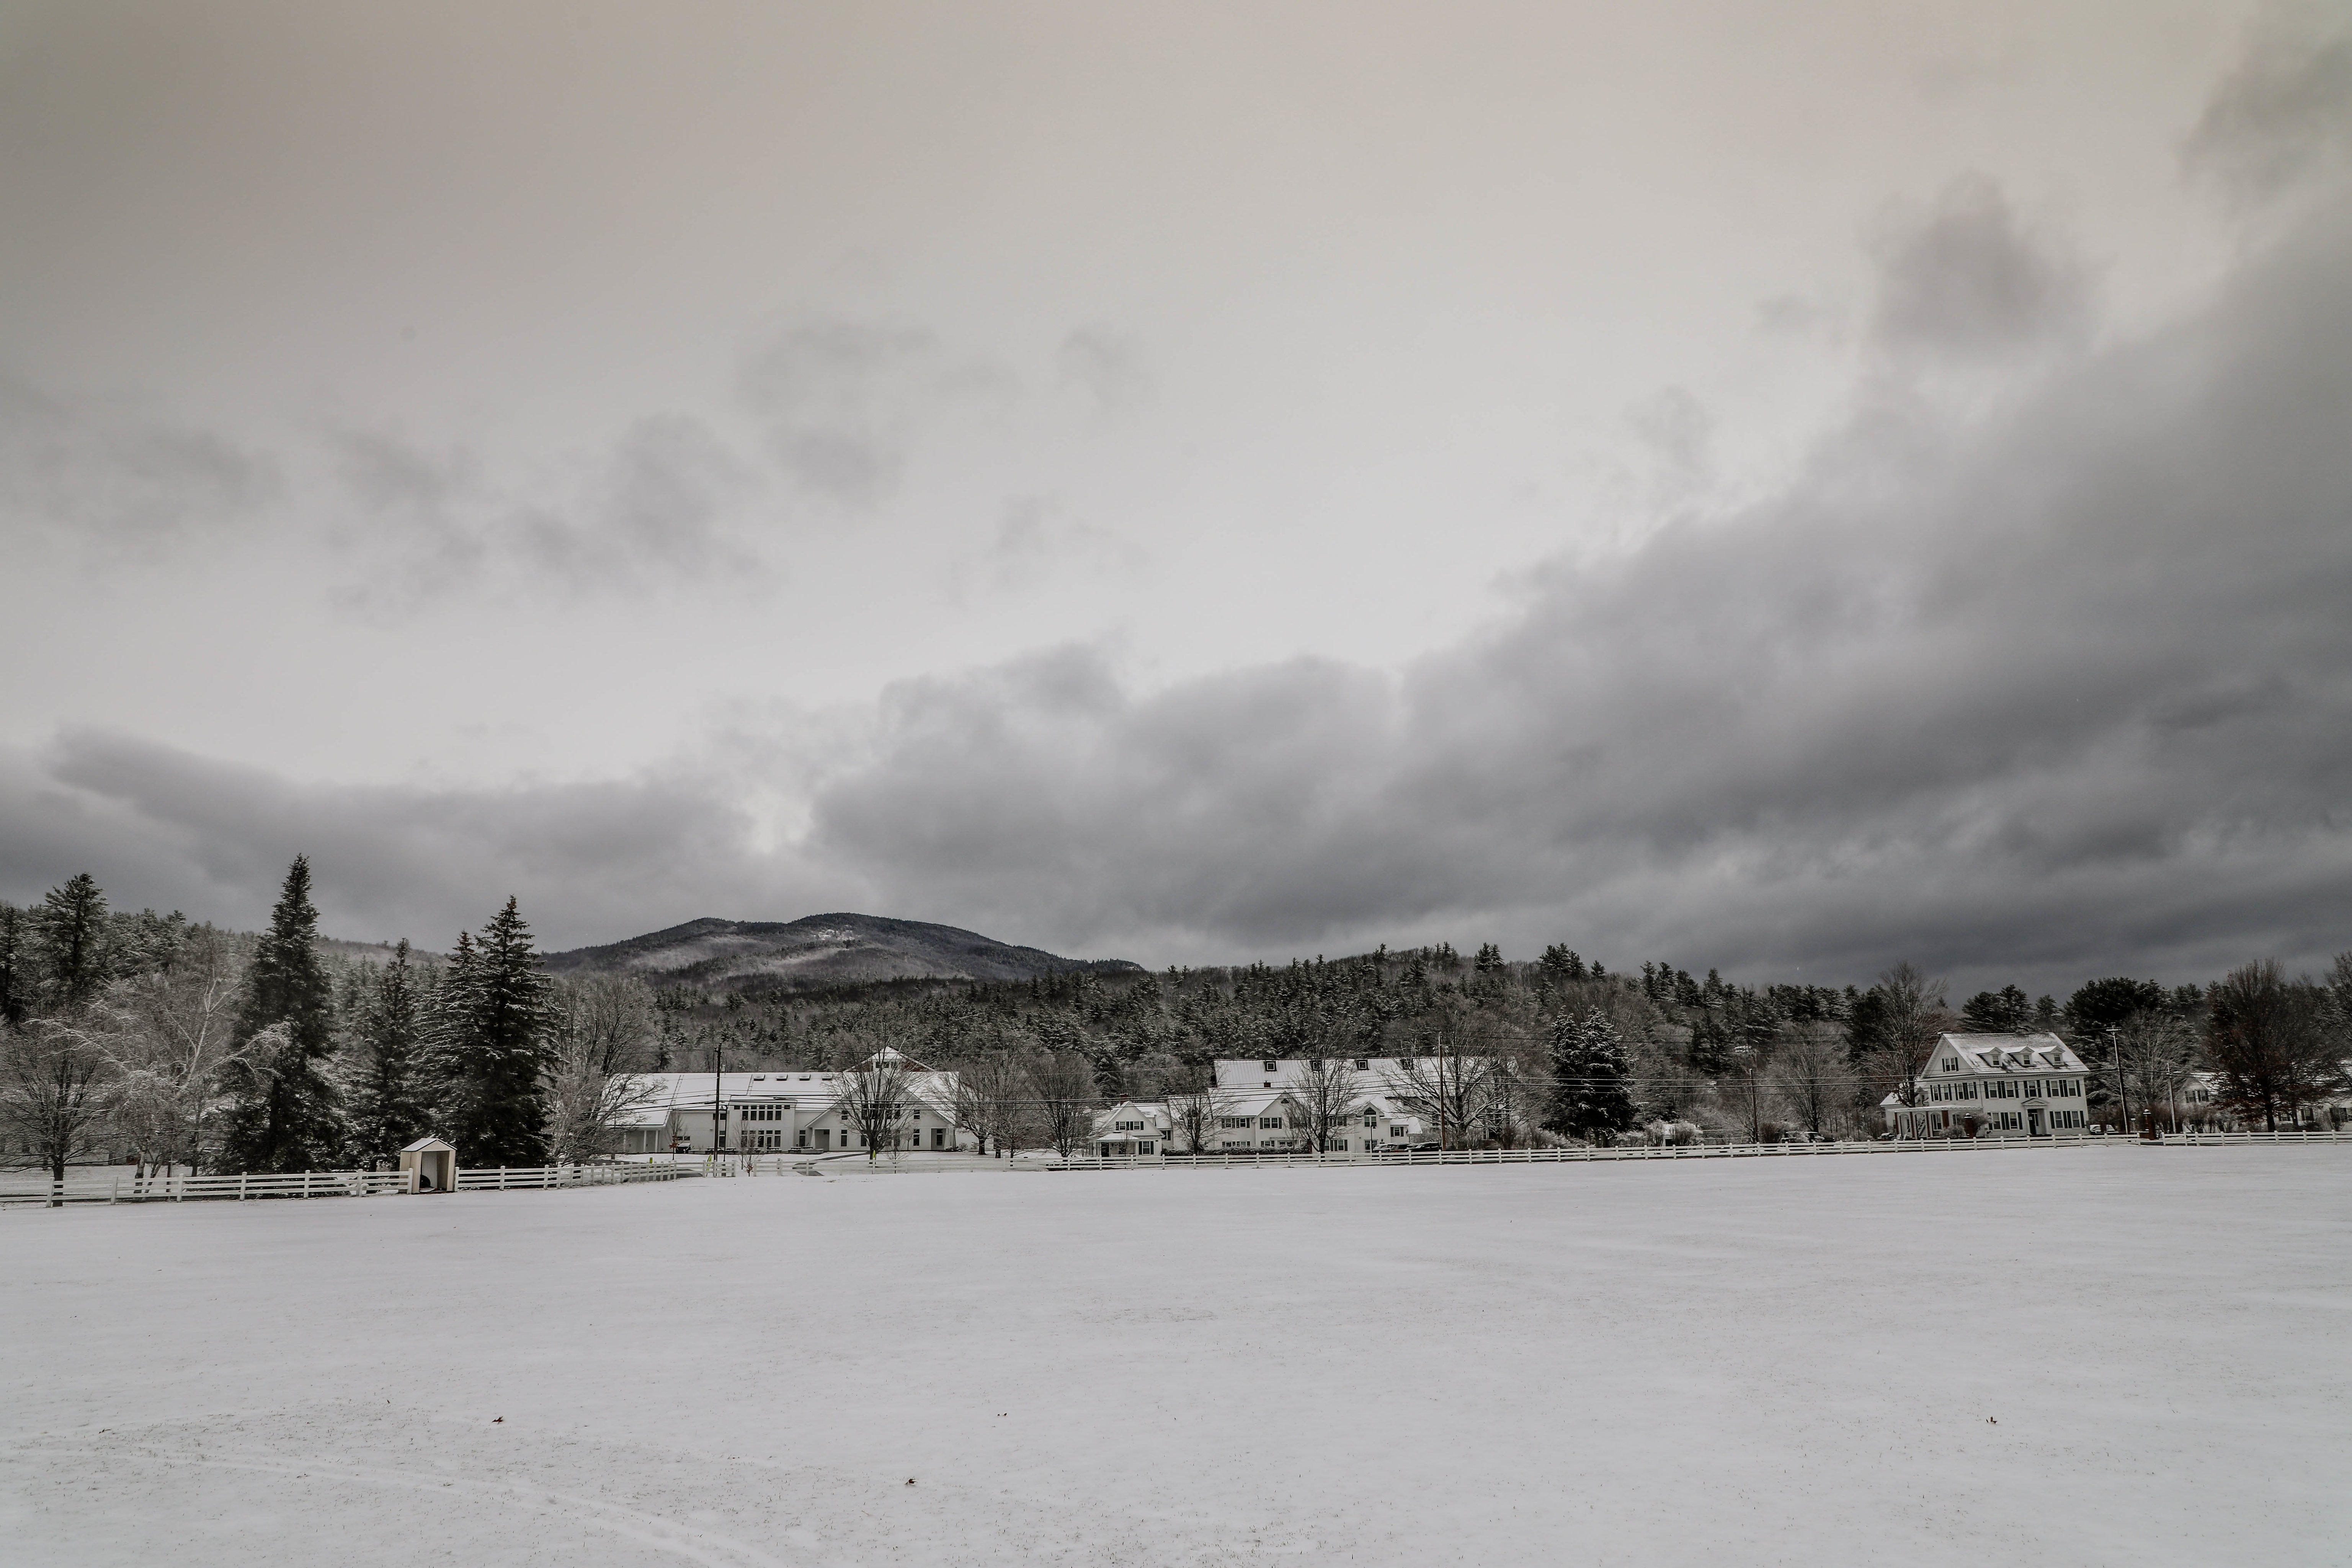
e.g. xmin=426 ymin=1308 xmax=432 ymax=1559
xmin=1081 ymin=1058 xmax=1446 ymax=1158
xmin=1886 ymin=1033 xmax=2093 ymax=1139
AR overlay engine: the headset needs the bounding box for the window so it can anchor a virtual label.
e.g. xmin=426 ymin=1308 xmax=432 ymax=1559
xmin=1392 ymin=1125 xmax=1407 ymax=1138
xmin=1263 ymin=1060 xmax=1280 ymax=1073
xmin=1260 ymin=1116 xmax=1285 ymax=1129
xmin=1356 ymin=1059 xmax=1370 ymax=1071
xmin=1219 ymin=1116 xmax=1254 ymax=1129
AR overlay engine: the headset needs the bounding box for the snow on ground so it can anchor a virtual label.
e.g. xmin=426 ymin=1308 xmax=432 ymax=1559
xmin=2 ymin=1147 xmax=2347 ymax=1566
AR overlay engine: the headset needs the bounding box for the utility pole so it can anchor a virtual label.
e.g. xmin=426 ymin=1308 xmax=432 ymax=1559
xmin=712 ymin=1040 xmax=725 ymax=1164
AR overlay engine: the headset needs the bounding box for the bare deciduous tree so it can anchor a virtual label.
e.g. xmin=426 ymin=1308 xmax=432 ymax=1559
xmin=949 ymin=1052 xmax=1032 ymax=1156
xmin=544 ymin=1039 xmax=665 ymax=1164
xmin=97 ymin=924 xmax=253 ymax=1177
xmin=1026 ymin=1050 xmax=1099 ymax=1159
xmin=1394 ymin=1025 xmax=1497 ymax=1150
xmin=831 ymin=1047 xmax=916 ymax=1163
xmin=1289 ymin=1054 xmax=1361 ymax=1153
xmin=551 ymin=974 xmax=662 ymax=1075
xmin=1773 ymin=1020 xmax=1846 ymax=1140
xmin=0 ymin=1016 xmax=118 ymax=1201
xmin=2207 ymin=960 xmax=2336 ymax=1132
xmin=2114 ymin=1010 xmax=2200 ymax=1131
xmin=1163 ymin=1062 xmax=1232 ymax=1156
xmin=1870 ymin=961 xmax=1950 ymax=1114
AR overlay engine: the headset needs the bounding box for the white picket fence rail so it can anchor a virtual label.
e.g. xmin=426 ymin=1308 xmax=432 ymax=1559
xmin=451 ymin=1162 xmax=689 ymax=1192
xmin=0 ymin=1158 xmax=691 ymax=1208
xmin=2148 ymin=1129 xmax=2352 ymax=1146
xmin=1047 ymin=1134 xmax=2158 ymax=1172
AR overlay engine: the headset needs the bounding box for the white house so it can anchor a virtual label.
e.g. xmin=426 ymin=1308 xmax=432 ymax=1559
xmin=1106 ymin=1083 xmax=1428 ymax=1157
xmin=1212 ymin=1057 xmax=1480 ymax=1148
xmin=617 ymin=1052 xmax=977 ymax=1156
xmin=1093 ymin=1101 xmax=1171 ymax=1158
xmin=1887 ymin=1033 xmax=2093 ymax=1139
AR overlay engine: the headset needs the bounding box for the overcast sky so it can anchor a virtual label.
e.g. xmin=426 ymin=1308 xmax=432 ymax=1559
xmin=4 ymin=1 xmax=2349 ymax=993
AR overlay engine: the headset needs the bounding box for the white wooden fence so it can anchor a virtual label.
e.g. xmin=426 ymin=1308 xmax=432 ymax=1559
xmin=0 ymin=1158 xmax=690 ymax=1208
xmin=2148 ymin=1129 xmax=2352 ymax=1146
xmin=451 ymin=1162 xmax=688 ymax=1191
xmin=1045 ymin=1134 xmax=2158 ymax=1172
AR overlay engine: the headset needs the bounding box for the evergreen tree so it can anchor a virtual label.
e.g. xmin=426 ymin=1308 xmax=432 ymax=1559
xmin=32 ymin=872 xmax=113 ymax=1012
xmin=0 ymin=902 xmax=28 ymax=1026
xmin=1539 ymin=944 xmax=1586 ymax=983
xmin=1544 ymin=1008 xmax=1638 ymax=1141
xmin=217 ymin=856 xmax=342 ymax=1172
xmin=1687 ymin=1005 xmax=1732 ymax=1074
xmin=431 ymin=900 xmax=556 ymax=1166
xmin=1960 ymin=984 xmax=2033 ymax=1034
xmin=1473 ymin=942 xmax=1504 ymax=975
xmin=1844 ymin=987 xmax=1892 ymax=1063
xmin=2063 ymin=977 xmax=2167 ymax=1036
xmin=343 ymin=940 xmax=432 ymax=1162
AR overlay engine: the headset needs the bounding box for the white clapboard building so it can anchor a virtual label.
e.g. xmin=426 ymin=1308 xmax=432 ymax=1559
xmin=614 ymin=1050 xmax=975 ymax=1155
xmin=1886 ymin=1032 xmax=2093 ymax=1139
xmin=1083 ymin=1057 xmax=1441 ymax=1158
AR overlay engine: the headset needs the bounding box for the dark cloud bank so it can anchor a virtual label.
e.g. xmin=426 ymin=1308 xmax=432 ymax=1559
xmin=8 ymin=185 xmax=2352 ymax=993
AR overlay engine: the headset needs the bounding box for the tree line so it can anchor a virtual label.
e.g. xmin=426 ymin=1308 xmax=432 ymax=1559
xmin=0 ymin=860 xmax=660 ymax=1183
xmin=8 ymin=862 xmax=2347 ymax=1176
xmin=625 ymin=939 xmax=2352 ymax=1146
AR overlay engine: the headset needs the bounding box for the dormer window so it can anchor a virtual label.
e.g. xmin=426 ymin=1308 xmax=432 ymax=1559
xmin=1263 ymin=1060 xmax=1279 ymax=1073
xmin=1356 ymin=1058 xmax=1370 ymax=1071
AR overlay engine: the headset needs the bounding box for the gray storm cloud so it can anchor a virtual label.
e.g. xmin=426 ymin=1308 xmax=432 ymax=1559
xmin=807 ymin=186 xmax=2352 ymax=984
xmin=7 ymin=183 xmax=2350 ymax=993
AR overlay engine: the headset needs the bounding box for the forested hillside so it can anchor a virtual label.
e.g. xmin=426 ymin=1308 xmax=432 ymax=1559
xmin=5 ymin=861 xmax=2348 ymax=1175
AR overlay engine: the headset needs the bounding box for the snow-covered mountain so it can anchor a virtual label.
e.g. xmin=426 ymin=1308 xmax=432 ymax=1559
xmin=539 ymin=912 xmax=1140 ymax=991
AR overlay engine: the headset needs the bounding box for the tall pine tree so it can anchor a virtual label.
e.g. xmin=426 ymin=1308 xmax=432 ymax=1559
xmin=343 ymin=939 xmax=432 ymax=1163
xmin=217 ymin=856 xmax=341 ymax=1172
xmin=0 ymin=902 xmax=30 ymax=1026
xmin=431 ymin=899 xmax=556 ymax=1166
xmin=1544 ymin=1008 xmax=1639 ymax=1142
xmin=31 ymin=872 xmax=114 ymax=1012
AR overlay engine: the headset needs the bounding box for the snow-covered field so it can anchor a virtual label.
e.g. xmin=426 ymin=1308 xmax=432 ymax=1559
xmin=3 ymin=1148 xmax=2347 ymax=1566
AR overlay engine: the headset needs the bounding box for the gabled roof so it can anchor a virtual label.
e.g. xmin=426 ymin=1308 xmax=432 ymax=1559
xmin=1927 ymin=1033 xmax=2086 ymax=1075
xmin=1093 ymin=1101 xmax=1172 ymax=1132
xmin=400 ymin=1136 xmax=454 ymax=1153
xmin=616 ymin=1069 xmax=961 ymax=1117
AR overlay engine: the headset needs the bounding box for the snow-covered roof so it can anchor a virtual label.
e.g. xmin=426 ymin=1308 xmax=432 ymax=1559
xmin=1214 ymin=1057 xmax=1499 ymax=1090
xmin=1093 ymin=1101 xmax=1171 ymax=1133
xmin=615 ymin=1069 xmax=961 ymax=1116
xmin=400 ymin=1136 xmax=454 ymax=1153
xmin=1926 ymin=1034 xmax=2087 ymax=1076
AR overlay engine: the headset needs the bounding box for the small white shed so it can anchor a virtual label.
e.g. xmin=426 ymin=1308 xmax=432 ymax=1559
xmin=398 ymin=1136 xmax=457 ymax=1193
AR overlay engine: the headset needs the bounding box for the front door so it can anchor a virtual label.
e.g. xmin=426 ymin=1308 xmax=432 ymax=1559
xmin=815 ymin=1128 xmax=830 ymax=1150
xmin=2028 ymin=1107 xmax=2047 ymax=1137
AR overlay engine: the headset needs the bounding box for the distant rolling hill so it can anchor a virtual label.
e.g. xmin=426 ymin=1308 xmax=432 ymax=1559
xmin=539 ymin=913 xmax=1142 ymax=991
